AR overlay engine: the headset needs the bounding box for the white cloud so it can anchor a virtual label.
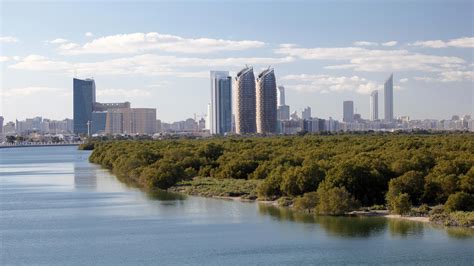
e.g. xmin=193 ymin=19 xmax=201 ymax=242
xmin=49 ymin=38 xmax=69 ymax=44
xmin=85 ymin=32 xmax=94 ymax=37
xmin=9 ymin=54 xmax=72 ymax=72
xmin=410 ymin=37 xmax=474 ymax=48
xmin=8 ymin=54 xmax=293 ymax=77
xmin=414 ymin=70 xmax=474 ymax=82
xmin=52 ymin=32 xmax=266 ymax=54
xmin=281 ymin=74 xmax=380 ymax=94
xmin=353 ymin=41 xmax=378 ymax=46
xmin=399 ymin=78 xmax=408 ymax=83
xmin=274 ymin=45 xmax=466 ymax=72
xmin=353 ymin=41 xmax=397 ymax=47
xmin=0 ymin=36 xmax=19 ymax=43
xmin=382 ymin=41 xmax=397 ymax=47
xmin=59 ymin=42 xmax=79 ymax=50
xmin=0 ymin=56 xmax=10 ymax=62
xmin=0 ymin=86 xmax=65 ymax=98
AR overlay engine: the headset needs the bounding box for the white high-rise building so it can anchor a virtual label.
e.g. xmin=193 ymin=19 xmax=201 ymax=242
xmin=277 ymin=85 xmax=286 ymax=106
xmin=302 ymin=106 xmax=311 ymax=120
xmin=370 ymin=90 xmax=379 ymax=121
xmin=277 ymin=85 xmax=290 ymax=121
xmin=384 ymin=74 xmax=394 ymax=122
xmin=210 ymin=71 xmax=232 ymax=135
xmin=206 ymin=103 xmax=211 ymax=130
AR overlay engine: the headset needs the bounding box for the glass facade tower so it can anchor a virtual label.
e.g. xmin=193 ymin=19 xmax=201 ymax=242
xmin=73 ymin=78 xmax=96 ymax=134
xmin=210 ymin=71 xmax=232 ymax=135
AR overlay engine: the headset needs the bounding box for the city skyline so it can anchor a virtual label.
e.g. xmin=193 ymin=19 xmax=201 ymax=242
xmin=1 ymin=1 xmax=473 ymax=123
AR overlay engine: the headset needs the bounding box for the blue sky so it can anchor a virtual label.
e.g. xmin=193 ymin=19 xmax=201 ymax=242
xmin=1 ymin=0 xmax=473 ymax=123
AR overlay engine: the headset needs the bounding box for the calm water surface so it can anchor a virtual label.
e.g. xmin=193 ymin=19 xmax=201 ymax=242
xmin=1 ymin=146 xmax=473 ymax=265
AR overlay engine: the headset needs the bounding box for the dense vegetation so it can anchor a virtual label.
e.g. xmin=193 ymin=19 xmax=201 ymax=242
xmin=88 ymin=133 xmax=474 ymax=217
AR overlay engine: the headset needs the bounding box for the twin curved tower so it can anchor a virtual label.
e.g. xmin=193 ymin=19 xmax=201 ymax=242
xmin=234 ymin=66 xmax=277 ymax=134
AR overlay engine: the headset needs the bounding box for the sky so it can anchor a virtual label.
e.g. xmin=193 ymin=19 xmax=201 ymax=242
xmin=1 ymin=0 xmax=473 ymax=123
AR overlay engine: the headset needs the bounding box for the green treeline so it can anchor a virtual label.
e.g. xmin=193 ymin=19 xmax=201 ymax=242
xmin=88 ymin=133 xmax=474 ymax=215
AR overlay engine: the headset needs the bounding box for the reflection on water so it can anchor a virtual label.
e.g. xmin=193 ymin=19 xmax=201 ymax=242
xmin=444 ymin=226 xmax=474 ymax=239
xmin=146 ymin=189 xmax=187 ymax=201
xmin=259 ymin=204 xmax=386 ymax=238
xmin=74 ymin=163 xmax=97 ymax=190
xmin=388 ymin=219 xmax=424 ymax=237
xmin=258 ymin=204 xmax=474 ymax=239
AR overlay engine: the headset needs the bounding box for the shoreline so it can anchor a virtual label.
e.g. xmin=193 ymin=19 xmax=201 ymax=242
xmin=0 ymin=143 xmax=80 ymax=149
xmin=167 ymin=188 xmax=436 ymax=224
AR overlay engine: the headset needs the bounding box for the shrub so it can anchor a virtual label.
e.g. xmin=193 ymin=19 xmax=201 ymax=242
xmin=257 ymin=175 xmax=282 ymax=200
xmin=214 ymin=158 xmax=258 ymax=179
xmin=277 ymin=197 xmax=293 ymax=207
xmin=316 ymin=186 xmax=358 ymax=215
xmin=293 ymin=192 xmax=319 ymax=212
xmin=392 ymin=193 xmax=412 ymax=215
xmin=410 ymin=204 xmax=430 ymax=216
xmin=459 ymin=167 xmax=474 ymax=193
xmin=444 ymin=192 xmax=474 ymax=213
xmin=430 ymin=211 xmax=474 ymax=227
xmin=139 ymin=161 xmax=185 ymax=189
xmin=386 ymin=171 xmax=425 ymax=205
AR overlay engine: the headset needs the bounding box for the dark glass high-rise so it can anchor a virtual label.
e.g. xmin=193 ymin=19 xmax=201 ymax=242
xmin=73 ymin=78 xmax=96 ymax=134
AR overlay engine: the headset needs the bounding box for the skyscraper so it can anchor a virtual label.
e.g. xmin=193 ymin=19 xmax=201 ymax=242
xmin=343 ymin=101 xmax=354 ymax=122
xmin=256 ymin=68 xmax=277 ymax=134
xmin=277 ymin=85 xmax=285 ymax=106
xmin=384 ymin=74 xmax=394 ymax=122
xmin=235 ymin=66 xmax=256 ymax=134
xmin=210 ymin=71 xmax=232 ymax=135
xmin=206 ymin=103 xmax=211 ymax=130
xmin=302 ymin=106 xmax=311 ymax=120
xmin=73 ymin=78 xmax=96 ymax=134
xmin=277 ymin=85 xmax=290 ymax=121
xmin=370 ymin=90 xmax=379 ymax=121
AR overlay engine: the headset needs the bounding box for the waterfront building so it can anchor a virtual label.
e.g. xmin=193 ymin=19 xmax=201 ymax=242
xmin=302 ymin=106 xmax=311 ymax=120
xmin=370 ymin=90 xmax=379 ymax=121
xmin=277 ymin=85 xmax=290 ymax=121
xmin=277 ymin=85 xmax=286 ymax=106
xmin=91 ymin=111 xmax=107 ymax=135
xmin=256 ymin=68 xmax=277 ymax=134
xmin=73 ymin=78 xmax=96 ymax=134
xmin=105 ymin=110 xmax=124 ymax=135
xmin=384 ymin=74 xmax=394 ymax=122
xmin=206 ymin=103 xmax=211 ymax=130
xmin=277 ymin=105 xmax=290 ymax=121
xmin=131 ymin=108 xmax=157 ymax=135
xmin=210 ymin=71 xmax=232 ymax=135
xmin=235 ymin=66 xmax=256 ymax=134
xmin=94 ymin=102 xmax=131 ymax=111
xmin=343 ymin=101 xmax=354 ymax=123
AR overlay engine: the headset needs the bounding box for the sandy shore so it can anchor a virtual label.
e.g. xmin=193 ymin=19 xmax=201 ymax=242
xmin=174 ymin=191 xmax=434 ymax=224
xmin=384 ymin=214 xmax=430 ymax=223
